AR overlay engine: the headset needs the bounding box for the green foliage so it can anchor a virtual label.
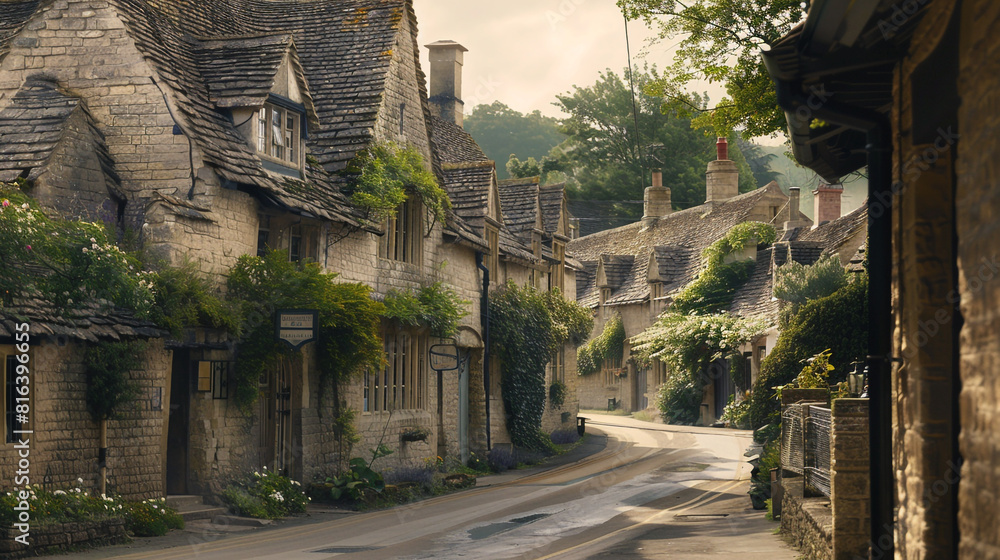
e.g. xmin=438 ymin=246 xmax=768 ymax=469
xmin=123 ymin=499 xmax=184 ymax=537
xmin=749 ymin=440 xmax=780 ymax=510
xmin=617 ymin=0 xmax=806 ymax=138
xmin=323 ymin=458 xmax=386 ymax=502
xmin=227 ymin=250 xmax=385 ymax=412
xmin=672 ymin=222 xmax=776 ymax=314
xmin=577 ymin=313 xmax=625 ymax=376
xmin=748 ymin=275 xmax=868 ymax=430
xmin=719 ymin=395 xmax=751 ymax=429
xmin=221 ymin=468 xmax=310 ymax=519
xmin=543 ymin=288 xmax=594 ymax=348
xmin=631 ymin=312 xmax=768 ymax=377
xmin=488 ymin=281 xmax=554 ymax=451
xmin=549 ymin=380 xmax=568 ymax=408
xmin=0 ymin=185 xmax=154 ymax=314
xmin=149 ymin=260 xmax=242 ymax=338
xmin=383 ymin=282 xmax=469 ymax=338
xmin=655 ymin=373 xmax=704 ymax=425
xmin=344 ymin=142 xmax=451 ymax=225
xmin=774 ymin=253 xmax=849 ymax=326
xmin=463 ymin=102 xmax=566 ymax=180
xmin=84 ymin=340 xmax=146 ymax=421
xmin=551 ymin=68 xmax=757 ymax=223
xmin=506 ymin=154 xmax=565 ymax=185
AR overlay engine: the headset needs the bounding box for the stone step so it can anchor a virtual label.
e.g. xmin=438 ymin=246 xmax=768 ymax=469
xmin=178 ymin=506 xmax=228 ymax=523
xmin=165 ymin=495 xmax=205 ymax=509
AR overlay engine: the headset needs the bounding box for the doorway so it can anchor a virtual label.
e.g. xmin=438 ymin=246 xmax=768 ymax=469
xmin=166 ymin=349 xmax=190 ymax=495
xmin=258 ymin=357 xmax=293 ymax=474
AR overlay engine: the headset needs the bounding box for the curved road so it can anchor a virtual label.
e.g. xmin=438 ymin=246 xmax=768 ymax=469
xmin=74 ymin=415 xmax=794 ymax=559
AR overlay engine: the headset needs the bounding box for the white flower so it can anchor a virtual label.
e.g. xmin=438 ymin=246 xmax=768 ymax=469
xmin=54 ymin=490 xmax=66 ymax=496
xmin=89 ymin=237 xmax=96 ymax=243
xmin=78 ymin=478 xmax=84 ymax=484
xmin=82 ymin=247 xmax=88 ymax=253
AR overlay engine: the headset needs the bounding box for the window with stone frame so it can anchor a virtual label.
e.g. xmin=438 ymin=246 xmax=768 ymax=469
xmin=379 ymin=199 xmax=423 ymax=265
xmin=602 ymin=352 xmax=623 ymax=386
xmin=649 ymin=281 xmax=664 ymax=316
xmin=599 ymin=287 xmax=612 ymax=316
xmin=2 ymin=346 xmax=27 ymax=444
xmin=549 ymin=242 xmax=566 ymax=292
xmin=288 ymin=224 xmax=319 ymax=263
xmin=256 ymin=99 xmax=303 ymax=170
xmin=549 ymin=348 xmax=565 ymax=383
xmin=651 ymin=358 xmax=667 ymax=385
xmin=363 ymin=327 xmax=427 ymax=412
xmin=485 ymin=225 xmax=500 ymax=280
xmin=257 ymin=214 xmax=272 ymax=257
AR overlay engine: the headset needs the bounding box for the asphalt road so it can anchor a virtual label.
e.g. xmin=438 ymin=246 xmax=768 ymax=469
xmin=52 ymin=415 xmax=796 ymax=560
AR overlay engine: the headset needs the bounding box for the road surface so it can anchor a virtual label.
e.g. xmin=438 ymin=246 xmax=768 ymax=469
xmin=55 ymin=415 xmax=795 ymax=559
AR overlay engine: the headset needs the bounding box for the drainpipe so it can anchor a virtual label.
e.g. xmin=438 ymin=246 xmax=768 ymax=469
xmin=476 ymin=252 xmax=492 ymax=450
xmin=772 ymin=79 xmax=894 ymax=559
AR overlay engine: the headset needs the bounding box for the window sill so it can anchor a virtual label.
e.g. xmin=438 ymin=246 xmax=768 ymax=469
xmin=260 ymin=156 xmax=303 ymax=179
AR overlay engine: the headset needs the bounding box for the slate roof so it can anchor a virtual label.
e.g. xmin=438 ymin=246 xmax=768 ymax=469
xmin=798 ymin=201 xmax=868 ymax=256
xmin=0 ymin=78 xmax=120 ymax=191
xmin=194 ymin=33 xmax=295 ymax=109
xmin=0 ymin=297 xmax=163 ymax=342
xmin=569 ymin=183 xmax=786 ymax=308
xmin=438 ymin=162 xmax=493 ymax=227
xmin=0 ymin=1 xmax=37 ymax=59
xmin=728 ymin=242 xmax=825 ymax=321
xmin=498 ymin=177 xmax=540 ymax=241
xmin=538 ymin=183 xmax=565 ymax=236
xmin=430 ymin=116 xmax=489 ymax=164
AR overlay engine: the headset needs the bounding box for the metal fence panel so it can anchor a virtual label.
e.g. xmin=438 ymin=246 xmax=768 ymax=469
xmin=805 ymin=405 xmax=832 ymax=497
xmin=781 ymin=404 xmax=805 ymax=475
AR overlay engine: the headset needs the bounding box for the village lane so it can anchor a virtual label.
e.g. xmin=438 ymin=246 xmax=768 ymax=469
xmin=54 ymin=415 xmax=795 ymax=560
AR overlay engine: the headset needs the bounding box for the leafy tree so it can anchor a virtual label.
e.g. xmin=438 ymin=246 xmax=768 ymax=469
xmin=617 ymin=0 xmax=807 ymax=138
xmin=552 ymin=67 xmax=757 ymax=223
xmin=463 ymin=102 xmax=566 ymax=180
xmin=773 ymin=252 xmax=849 ymax=325
xmin=506 ymin=154 xmax=566 ymax=185
xmin=737 ymin=138 xmax=784 ymax=187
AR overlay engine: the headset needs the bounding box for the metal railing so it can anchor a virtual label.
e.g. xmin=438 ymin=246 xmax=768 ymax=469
xmin=781 ymin=402 xmax=832 ymax=497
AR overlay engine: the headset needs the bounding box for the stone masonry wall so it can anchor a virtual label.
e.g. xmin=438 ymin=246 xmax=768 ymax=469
xmin=830 ymin=398 xmax=870 ymax=560
xmin=955 ymin=1 xmax=1000 ymax=558
xmin=0 ymin=339 xmax=170 ymax=501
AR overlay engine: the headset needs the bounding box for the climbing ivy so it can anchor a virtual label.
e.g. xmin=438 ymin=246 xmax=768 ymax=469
xmin=227 ymin=250 xmax=385 ymax=414
xmin=148 ymin=259 xmax=242 ymax=338
xmin=577 ymin=313 xmax=625 ymax=376
xmin=672 ymin=222 xmax=777 ymax=314
xmin=488 ymin=281 xmax=554 ymax=451
xmin=382 ymin=282 xmax=469 ymax=338
xmin=343 ymin=142 xmax=452 ymax=225
xmin=543 ymin=288 xmax=594 ymax=349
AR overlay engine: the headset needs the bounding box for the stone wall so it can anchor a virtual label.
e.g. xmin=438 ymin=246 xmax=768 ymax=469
xmin=0 ymin=339 xmax=170 ymax=501
xmin=780 ymin=482 xmax=833 ymax=560
xmin=0 ymin=519 xmax=126 ymax=558
xmin=955 ymin=1 xmax=1000 ymax=558
xmin=830 ymin=399 xmax=870 ymax=560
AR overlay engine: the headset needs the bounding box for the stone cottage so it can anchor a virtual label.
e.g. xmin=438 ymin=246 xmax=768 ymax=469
xmin=763 ymin=0 xmax=999 ymax=556
xmin=568 ymin=140 xmax=814 ymax=417
xmin=0 ymin=0 xmax=575 ymax=500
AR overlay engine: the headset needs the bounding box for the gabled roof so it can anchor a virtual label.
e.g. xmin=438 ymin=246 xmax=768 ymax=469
xmin=0 ymin=297 xmax=163 ymax=342
xmin=538 ymin=183 xmax=566 ymax=237
xmin=0 ymin=78 xmax=120 ymax=192
xmin=569 ymin=183 xmax=785 ymax=308
xmin=498 ymin=177 xmax=541 ymax=242
xmin=430 ymin=116 xmax=489 ymax=164
xmin=0 ymin=1 xmax=37 ymax=59
xmin=194 ymin=33 xmax=297 ymax=109
xmin=798 ymin=201 xmax=868 ymax=257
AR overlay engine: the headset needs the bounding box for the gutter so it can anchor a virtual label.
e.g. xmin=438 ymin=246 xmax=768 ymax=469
xmin=770 ymin=78 xmax=895 ymax=559
xmin=476 ymin=251 xmax=492 ymax=450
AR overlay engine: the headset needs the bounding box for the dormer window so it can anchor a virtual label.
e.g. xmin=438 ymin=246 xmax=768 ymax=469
xmin=256 ymin=97 xmax=304 ymax=173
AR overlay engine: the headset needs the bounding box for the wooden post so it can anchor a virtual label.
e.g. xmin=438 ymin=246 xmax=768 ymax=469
xmin=99 ymin=419 xmax=107 ymax=496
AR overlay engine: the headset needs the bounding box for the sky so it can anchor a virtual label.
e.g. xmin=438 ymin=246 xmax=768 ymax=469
xmin=412 ymin=0 xmax=728 ymax=120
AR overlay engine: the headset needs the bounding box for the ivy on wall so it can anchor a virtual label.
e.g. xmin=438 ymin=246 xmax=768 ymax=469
xmin=382 ymin=282 xmax=469 ymax=338
xmin=343 ymin=142 xmax=452 ymax=225
xmin=577 ymin=313 xmax=625 ymax=376
xmin=488 ymin=281 xmax=554 ymax=451
xmin=543 ymin=288 xmax=594 ymax=349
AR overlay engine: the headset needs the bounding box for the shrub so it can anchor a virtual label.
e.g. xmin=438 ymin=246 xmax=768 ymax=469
xmin=343 ymin=142 xmax=451 ymax=225
xmin=383 ymin=465 xmax=436 ymax=488
xmin=719 ymin=395 xmax=751 ymax=429
xmin=577 ymin=313 xmax=625 ymax=376
xmin=656 ymin=373 xmax=704 ymax=425
xmin=466 ymin=452 xmax=491 ymax=474
xmin=486 ymin=446 xmax=547 ymax=472
xmin=383 ymin=282 xmax=469 ymax=338
xmin=123 ymin=499 xmax=184 ymax=537
xmin=748 ymin=275 xmax=867 ymax=430
xmin=549 ymin=380 xmax=568 ymax=408
xmin=220 ymin=468 xmax=309 ymax=519
xmin=749 ymin=440 xmax=780 ymax=510
xmin=550 ymin=428 xmax=581 ymax=445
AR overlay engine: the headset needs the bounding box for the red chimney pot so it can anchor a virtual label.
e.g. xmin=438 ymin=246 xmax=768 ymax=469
xmin=716 ymin=137 xmax=728 ymax=160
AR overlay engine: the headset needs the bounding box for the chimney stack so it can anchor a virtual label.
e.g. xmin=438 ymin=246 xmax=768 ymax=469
xmin=642 ymin=170 xmax=672 ymax=227
xmin=812 ymin=183 xmax=844 ymax=227
xmin=783 ymin=187 xmax=810 ymax=230
xmin=705 ymin=137 xmax=739 ymax=203
xmin=425 ymin=40 xmax=468 ymax=126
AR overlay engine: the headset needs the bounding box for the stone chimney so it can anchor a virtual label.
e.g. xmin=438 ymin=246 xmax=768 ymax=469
xmin=642 ymin=170 xmax=672 ymax=228
xmin=813 ymin=183 xmax=844 ymax=227
xmin=705 ymin=137 xmax=739 ymax=203
xmin=425 ymin=40 xmax=468 ymax=126
xmin=783 ymin=187 xmax=810 ymax=229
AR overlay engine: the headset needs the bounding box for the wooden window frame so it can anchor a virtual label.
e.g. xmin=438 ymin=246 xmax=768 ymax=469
xmin=364 ymin=328 xmax=426 ymax=413
xmin=380 ymin=200 xmax=423 ymax=265
xmin=3 ymin=346 xmax=28 ymax=444
xmin=256 ymin=101 xmax=302 ymax=169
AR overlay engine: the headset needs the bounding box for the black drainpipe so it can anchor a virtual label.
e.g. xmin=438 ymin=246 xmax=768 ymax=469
xmin=476 ymin=251 xmax=492 ymax=451
xmin=772 ymin=80 xmax=894 ymax=559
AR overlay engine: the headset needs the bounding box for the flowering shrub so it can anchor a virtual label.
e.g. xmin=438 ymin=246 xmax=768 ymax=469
xmin=0 ymin=186 xmax=154 ymax=314
xmin=0 ymin=480 xmax=182 ymax=537
xmin=220 ymin=468 xmax=309 ymax=519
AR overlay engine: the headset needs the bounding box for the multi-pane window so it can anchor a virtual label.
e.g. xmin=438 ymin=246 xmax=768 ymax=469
xmin=364 ymin=329 xmax=426 ymax=412
xmin=257 ymin=214 xmax=271 ymax=257
xmin=486 ymin=226 xmax=500 ymax=281
xmin=288 ymin=225 xmax=318 ymax=263
xmin=380 ymin=200 xmax=422 ymax=264
xmin=602 ymin=352 xmax=623 ymax=386
xmin=650 ymin=281 xmax=664 ymax=316
xmin=651 ymin=358 xmax=667 ymax=385
xmin=257 ymin=103 xmax=301 ymax=167
xmin=550 ymin=242 xmax=565 ymax=292
xmin=549 ymin=349 xmax=565 ymax=383
xmin=3 ymin=349 xmax=25 ymax=443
